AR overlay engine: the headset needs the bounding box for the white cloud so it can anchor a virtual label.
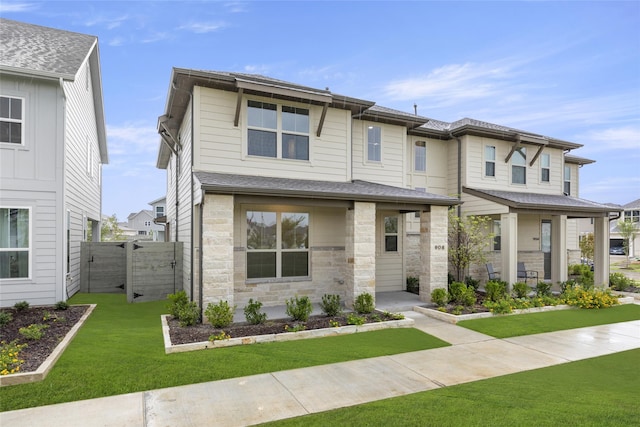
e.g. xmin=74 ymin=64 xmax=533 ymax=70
xmin=0 ymin=2 xmax=36 ymax=12
xmin=84 ymin=14 xmax=130 ymax=30
xmin=107 ymin=123 xmax=159 ymax=156
xmin=178 ymin=21 xmax=227 ymax=34
xmin=576 ymin=126 xmax=640 ymax=152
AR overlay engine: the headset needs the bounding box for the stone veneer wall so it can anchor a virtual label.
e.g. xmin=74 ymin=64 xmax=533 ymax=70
xmin=405 ymin=233 xmax=421 ymax=279
xmin=233 ymin=247 xmax=346 ymax=308
xmin=419 ymin=206 xmax=449 ymax=302
xmin=345 ymin=202 xmax=376 ymax=307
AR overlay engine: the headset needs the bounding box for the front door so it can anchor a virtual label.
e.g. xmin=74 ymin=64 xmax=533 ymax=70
xmin=541 ymin=220 xmax=551 ymax=280
xmin=375 ymin=212 xmax=404 ymax=292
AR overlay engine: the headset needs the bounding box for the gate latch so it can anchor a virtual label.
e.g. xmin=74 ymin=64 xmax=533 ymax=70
xmin=170 ymin=260 xmax=176 ymax=270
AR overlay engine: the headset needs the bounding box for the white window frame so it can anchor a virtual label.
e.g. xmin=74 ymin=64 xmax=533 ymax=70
xmin=414 ymin=141 xmax=426 ymax=172
xmin=383 ymin=215 xmax=399 ymax=253
xmin=246 ymin=100 xmax=310 ymax=161
xmin=367 ymin=125 xmax=382 ymax=163
xmin=245 ymin=209 xmax=310 ymax=280
xmin=485 ymin=145 xmax=496 ymax=178
xmin=0 ymin=206 xmax=31 ymax=280
xmin=0 ymin=95 xmax=25 ymax=146
xmin=540 ymin=153 xmax=550 ymax=183
xmin=511 ymin=147 xmax=527 ymax=185
xmin=155 ymin=206 xmax=165 ymax=218
xmin=564 ymin=165 xmax=571 ymax=195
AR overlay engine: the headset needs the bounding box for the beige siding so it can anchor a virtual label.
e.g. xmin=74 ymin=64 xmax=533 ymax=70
xmin=194 ymin=87 xmax=350 ymax=182
xmin=351 ymin=120 xmax=405 ymax=186
xmin=177 ymin=101 xmax=193 ymax=297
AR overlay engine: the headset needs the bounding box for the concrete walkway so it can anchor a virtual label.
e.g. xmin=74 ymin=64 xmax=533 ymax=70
xmin=2 ymin=312 xmax=639 ymax=427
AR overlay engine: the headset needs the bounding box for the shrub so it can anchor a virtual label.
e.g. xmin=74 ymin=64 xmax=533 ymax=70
xmin=383 ymin=311 xmax=405 ymax=320
xmin=320 ymin=294 xmax=342 ymax=317
xmin=485 ymin=280 xmax=507 ymax=302
xmin=209 ymin=331 xmax=231 ymax=341
xmin=54 ymin=301 xmax=69 ymax=311
xmin=484 ymin=298 xmax=514 ymax=314
xmin=512 ymin=282 xmax=529 ymax=299
xmin=177 ymin=302 xmax=200 ymax=327
xmin=346 ymin=313 xmax=365 ymax=325
xmin=568 ymin=263 xmax=594 ymax=289
xmin=610 ymin=273 xmax=635 ymax=290
xmin=464 ymin=276 xmax=480 ymax=291
xmin=536 ymin=281 xmax=553 ymax=297
xmin=353 ymin=293 xmax=374 ymax=314
xmin=285 ymin=295 xmax=313 ymax=322
xmin=19 ymin=323 xmax=49 ymax=340
xmin=0 ymin=311 xmax=13 ymax=327
xmin=0 ymin=340 xmax=27 ymax=376
xmin=14 ymin=301 xmax=29 ymax=311
xmin=167 ymin=290 xmax=189 ymax=318
xmin=430 ymin=288 xmax=448 ymax=307
xmin=205 ymin=300 xmax=236 ymax=328
xmin=243 ymin=298 xmax=267 ymax=325
xmin=406 ymin=276 xmax=420 ymax=294
xmin=448 ymin=282 xmax=476 ymax=306
xmin=561 ymin=286 xmax=619 ymax=309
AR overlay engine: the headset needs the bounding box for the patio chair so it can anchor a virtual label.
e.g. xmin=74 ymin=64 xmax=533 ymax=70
xmin=517 ymin=262 xmax=538 ymax=285
xmin=486 ymin=263 xmax=500 ymax=280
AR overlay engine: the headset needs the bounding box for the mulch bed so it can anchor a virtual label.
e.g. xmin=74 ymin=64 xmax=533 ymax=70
xmin=0 ymin=305 xmax=88 ymax=373
xmin=168 ymin=312 xmax=401 ymax=345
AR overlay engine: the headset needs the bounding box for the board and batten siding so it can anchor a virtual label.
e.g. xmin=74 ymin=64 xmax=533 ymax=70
xmin=63 ymin=58 xmax=103 ymax=297
xmin=351 ymin=120 xmax=405 ymax=187
xmin=193 ymin=87 xmax=351 ymax=182
xmin=0 ymin=75 xmax=66 ymax=306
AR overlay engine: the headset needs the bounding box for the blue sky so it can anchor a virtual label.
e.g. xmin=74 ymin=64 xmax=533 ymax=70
xmin=2 ymin=1 xmax=639 ymax=221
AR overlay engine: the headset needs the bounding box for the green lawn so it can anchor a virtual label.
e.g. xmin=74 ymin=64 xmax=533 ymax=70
xmin=264 ymin=348 xmax=640 ymax=427
xmin=457 ymin=303 xmax=640 ymax=338
xmin=0 ymin=293 xmax=449 ymax=411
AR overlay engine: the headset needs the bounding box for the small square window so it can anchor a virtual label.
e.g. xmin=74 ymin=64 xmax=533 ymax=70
xmin=0 ymin=96 xmax=23 ymax=145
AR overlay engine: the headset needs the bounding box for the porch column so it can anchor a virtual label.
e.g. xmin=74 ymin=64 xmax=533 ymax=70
xmin=419 ymin=206 xmax=448 ymax=303
xmin=501 ymin=212 xmax=518 ymax=286
xmin=551 ymin=215 xmax=567 ymax=284
xmin=201 ymin=194 xmax=235 ymax=313
xmin=345 ymin=202 xmax=376 ymax=308
xmin=593 ymin=216 xmax=610 ymax=287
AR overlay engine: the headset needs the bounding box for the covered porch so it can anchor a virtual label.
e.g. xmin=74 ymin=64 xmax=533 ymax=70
xmin=463 ymin=187 xmax=621 ymax=287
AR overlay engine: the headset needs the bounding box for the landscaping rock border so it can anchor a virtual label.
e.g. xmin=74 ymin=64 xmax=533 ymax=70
xmin=162 ymin=314 xmax=415 ymax=354
xmin=0 ymin=304 xmax=96 ymax=387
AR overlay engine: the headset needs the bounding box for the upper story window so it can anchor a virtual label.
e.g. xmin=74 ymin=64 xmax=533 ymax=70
xmin=247 ymin=101 xmax=309 ymax=160
xmin=0 ymin=207 xmax=30 ymax=279
xmin=485 ymin=146 xmax=496 ymax=177
xmin=246 ymin=211 xmax=309 ymax=279
xmin=414 ymin=141 xmax=426 ymax=172
xmin=155 ymin=206 xmax=165 ymax=218
xmin=0 ymin=96 xmax=23 ymax=145
xmin=367 ymin=125 xmax=381 ymax=162
xmin=511 ymin=147 xmax=526 ymax=184
xmin=625 ymin=210 xmax=639 ymax=222
xmin=541 ymin=153 xmax=550 ymax=183
xmin=564 ymin=165 xmax=571 ymax=195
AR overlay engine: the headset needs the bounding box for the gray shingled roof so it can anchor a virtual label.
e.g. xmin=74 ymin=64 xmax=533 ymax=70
xmin=0 ymin=18 xmax=96 ymax=79
xmin=195 ymin=172 xmax=459 ymax=206
xmin=623 ymin=198 xmax=640 ymax=210
xmin=463 ymin=187 xmax=621 ymax=214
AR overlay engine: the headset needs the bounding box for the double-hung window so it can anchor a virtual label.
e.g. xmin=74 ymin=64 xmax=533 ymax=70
xmin=493 ymin=220 xmax=501 ymax=251
xmin=246 ymin=211 xmax=309 ymax=279
xmin=384 ymin=216 xmax=398 ymax=252
xmin=511 ymin=147 xmax=526 ymax=184
xmin=541 ymin=153 xmax=550 ymax=183
xmin=564 ymin=165 xmax=571 ymax=195
xmin=485 ymin=146 xmax=496 ymax=177
xmin=414 ymin=141 xmax=426 ymax=172
xmin=0 ymin=96 xmax=23 ymax=145
xmin=155 ymin=206 xmax=164 ymax=218
xmin=0 ymin=208 xmax=30 ymax=279
xmin=247 ymin=101 xmax=309 ymax=160
xmin=367 ymin=125 xmax=381 ymax=162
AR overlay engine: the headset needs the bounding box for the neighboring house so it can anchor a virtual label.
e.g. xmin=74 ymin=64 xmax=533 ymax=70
xmin=155 ymin=69 xmax=616 ymax=310
xmin=610 ymin=198 xmax=640 ymax=257
xmin=149 ymin=196 xmax=167 ymax=241
xmin=126 ymin=207 xmax=165 ymax=241
xmin=0 ymin=19 xmax=108 ymax=307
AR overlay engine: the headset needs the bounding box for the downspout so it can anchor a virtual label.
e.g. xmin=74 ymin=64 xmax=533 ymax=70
xmin=447 ymin=131 xmax=462 ymax=216
xmin=190 ymin=91 xmax=195 ymax=303
xmin=198 ymin=202 xmax=204 ymax=311
xmin=59 ymin=77 xmax=69 ymax=300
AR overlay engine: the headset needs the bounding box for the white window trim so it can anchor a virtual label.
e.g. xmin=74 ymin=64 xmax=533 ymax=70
xmin=364 ymin=123 xmax=383 ymax=165
xmin=244 ymin=207 xmax=311 ymax=281
xmin=414 ymin=140 xmax=426 ymax=172
xmin=243 ymin=98 xmax=312 ymax=162
xmin=540 ymin=153 xmax=551 ymax=184
xmin=0 ymin=206 xmax=32 ymax=281
xmin=383 ymin=215 xmax=399 ymax=253
xmin=511 ymin=147 xmax=527 ymax=185
xmin=0 ymin=95 xmax=25 ymax=146
xmin=484 ymin=145 xmax=496 ymax=179
xmin=564 ymin=165 xmax=571 ymax=195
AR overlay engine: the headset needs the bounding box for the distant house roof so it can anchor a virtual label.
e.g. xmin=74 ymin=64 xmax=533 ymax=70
xmin=148 ymin=196 xmax=166 ymax=206
xmin=0 ymin=18 xmax=108 ymax=164
xmin=623 ymin=198 xmax=640 ymax=210
xmin=463 ymin=187 xmax=621 ymax=217
xmin=194 ymin=172 xmax=459 ymax=207
xmin=127 ymin=210 xmax=153 ymax=221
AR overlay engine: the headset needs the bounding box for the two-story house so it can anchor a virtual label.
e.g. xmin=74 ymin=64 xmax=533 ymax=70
xmin=156 ymin=69 xmax=615 ymax=311
xmin=125 ymin=197 xmax=166 ymax=241
xmin=0 ymin=19 xmax=108 ymax=306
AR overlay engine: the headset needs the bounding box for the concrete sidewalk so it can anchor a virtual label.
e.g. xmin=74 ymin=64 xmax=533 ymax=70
xmin=2 ymin=313 xmax=639 ymax=427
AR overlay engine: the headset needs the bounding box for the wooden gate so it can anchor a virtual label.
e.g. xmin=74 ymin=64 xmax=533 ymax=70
xmin=80 ymin=242 xmax=183 ymax=303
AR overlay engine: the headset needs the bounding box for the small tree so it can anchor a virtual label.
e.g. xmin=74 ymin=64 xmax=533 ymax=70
xmin=101 ymin=214 xmax=125 ymax=241
xmin=579 ymin=232 xmax=594 ymax=261
xmin=617 ymin=219 xmax=637 ymax=267
xmin=448 ymin=210 xmax=494 ymax=282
